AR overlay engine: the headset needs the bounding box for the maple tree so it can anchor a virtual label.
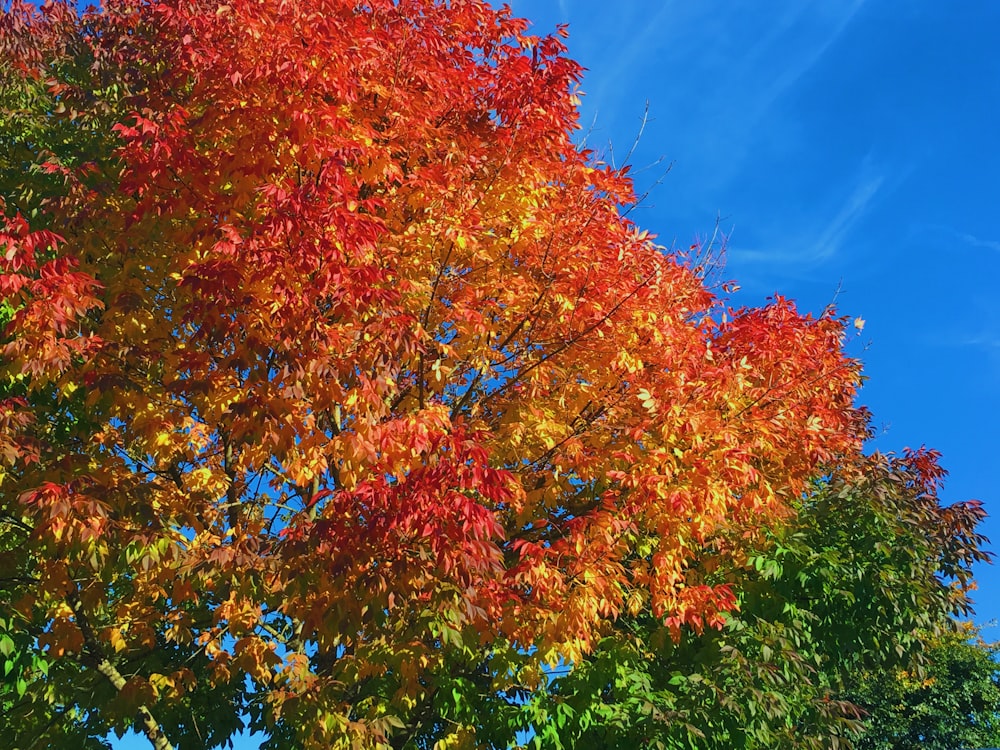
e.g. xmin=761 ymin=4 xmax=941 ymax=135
xmin=0 ymin=1 xmax=983 ymax=749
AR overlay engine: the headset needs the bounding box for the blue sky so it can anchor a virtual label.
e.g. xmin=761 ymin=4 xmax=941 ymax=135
xmin=506 ymin=0 xmax=1000 ymax=625
xmin=115 ymin=2 xmax=999 ymax=746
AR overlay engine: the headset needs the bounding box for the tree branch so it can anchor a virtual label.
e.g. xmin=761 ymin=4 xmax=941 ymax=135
xmin=67 ymin=590 xmax=176 ymax=750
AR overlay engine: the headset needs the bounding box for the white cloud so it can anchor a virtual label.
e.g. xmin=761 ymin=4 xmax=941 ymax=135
xmin=743 ymin=0 xmax=868 ymax=127
xmin=955 ymin=231 xmax=1000 ymax=253
xmin=810 ymin=174 xmax=885 ymax=261
xmin=917 ymin=224 xmax=1000 ymax=255
xmin=727 ymin=169 xmax=885 ymax=268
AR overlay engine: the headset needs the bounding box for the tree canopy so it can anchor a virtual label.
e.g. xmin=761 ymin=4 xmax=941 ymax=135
xmin=0 ymin=1 xmax=990 ymax=748
xmin=848 ymin=621 xmax=1000 ymax=750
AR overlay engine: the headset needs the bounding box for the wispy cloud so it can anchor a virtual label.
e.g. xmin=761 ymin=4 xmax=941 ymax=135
xmin=917 ymin=224 xmax=1000 ymax=254
xmin=955 ymin=231 xmax=1000 ymax=253
xmin=727 ymin=169 xmax=886 ymax=268
xmin=940 ymin=332 xmax=1000 ymax=367
xmin=810 ymin=174 xmax=885 ymax=260
xmin=742 ymin=0 xmax=868 ymax=127
xmin=582 ymin=4 xmax=681 ymax=110
xmin=541 ymin=1 xmax=871 ymax=178
xmin=965 ymin=334 xmax=1000 ymax=350
xmin=567 ymin=0 xmax=873 ymax=198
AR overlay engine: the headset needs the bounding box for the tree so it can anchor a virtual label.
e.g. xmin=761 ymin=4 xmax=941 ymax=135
xmin=848 ymin=621 xmax=1000 ymax=750
xmin=0 ymin=1 xmax=976 ymax=748
xmin=520 ymin=450 xmax=989 ymax=750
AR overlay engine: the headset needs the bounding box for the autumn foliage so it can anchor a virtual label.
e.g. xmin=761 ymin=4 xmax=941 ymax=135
xmin=0 ymin=1 xmax=987 ymax=748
